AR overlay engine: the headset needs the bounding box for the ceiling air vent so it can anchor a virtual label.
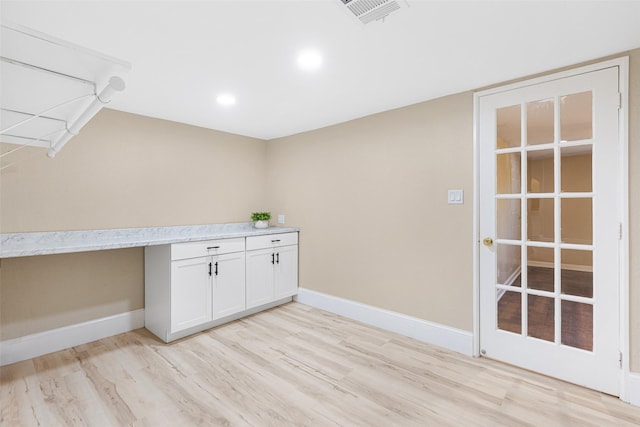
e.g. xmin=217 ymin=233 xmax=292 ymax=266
xmin=340 ymin=0 xmax=409 ymax=24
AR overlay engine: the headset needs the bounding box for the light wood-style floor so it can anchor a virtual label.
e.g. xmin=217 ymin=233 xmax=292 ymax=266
xmin=2 ymin=302 xmax=639 ymax=426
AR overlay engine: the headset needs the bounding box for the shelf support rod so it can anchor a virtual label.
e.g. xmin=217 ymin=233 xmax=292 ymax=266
xmin=0 ymin=93 xmax=93 ymax=135
xmin=0 ymin=56 xmax=96 ymax=88
xmin=47 ymin=76 xmax=126 ymax=158
xmin=0 ymin=108 xmax=67 ymax=124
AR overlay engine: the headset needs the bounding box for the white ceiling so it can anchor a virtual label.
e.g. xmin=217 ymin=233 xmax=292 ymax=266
xmin=2 ymin=1 xmax=639 ymax=140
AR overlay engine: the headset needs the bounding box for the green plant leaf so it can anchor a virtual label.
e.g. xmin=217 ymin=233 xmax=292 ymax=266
xmin=251 ymin=212 xmax=271 ymax=221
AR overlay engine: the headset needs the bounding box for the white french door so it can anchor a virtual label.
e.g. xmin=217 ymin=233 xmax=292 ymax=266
xmin=478 ymin=66 xmax=621 ymax=395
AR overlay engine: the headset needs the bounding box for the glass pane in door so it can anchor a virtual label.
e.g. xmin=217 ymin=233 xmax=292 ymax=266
xmin=561 ymin=249 xmax=593 ymax=298
xmin=497 ymin=244 xmax=521 ymax=286
xmin=527 ymin=198 xmax=554 ymax=242
xmin=527 ymin=245 xmax=553 ymax=265
xmin=528 ymin=295 xmax=555 ymax=342
xmin=561 ymin=146 xmax=592 ymax=192
xmin=497 ymin=153 xmax=521 ymax=194
xmin=498 ymin=290 xmax=522 ymax=334
xmin=527 ymin=99 xmax=554 ymax=145
xmin=561 ymin=198 xmax=593 ymax=245
xmin=497 ymin=104 xmax=521 ymax=148
xmin=527 ymin=149 xmax=554 ymax=193
xmin=497 ymin=199 xmax=521 ymax=240
xmin=527 ymin=246 xmax=554 ymax=292
xmin=561 ymin=300 xmax=593 ymax=351
xmin=560 ymin=91 xmax=593 ymax=142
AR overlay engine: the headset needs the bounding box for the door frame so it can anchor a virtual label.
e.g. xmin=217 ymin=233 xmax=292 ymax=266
xmin=472 ymin=57 xmax=630 ymax=400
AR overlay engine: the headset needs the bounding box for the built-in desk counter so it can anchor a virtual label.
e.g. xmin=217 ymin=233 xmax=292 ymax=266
xmin=0 ymin=223 xmax=300 ymax=365
xmin=0 ymin=223 xmax=299 ymax=258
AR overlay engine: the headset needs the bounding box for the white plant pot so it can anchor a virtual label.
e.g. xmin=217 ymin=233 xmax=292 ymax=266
xmin=254 ymin=220 xmax=269 ymax=229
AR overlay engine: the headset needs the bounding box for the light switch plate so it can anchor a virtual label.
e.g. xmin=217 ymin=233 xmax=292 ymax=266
xmin=448 ymin=189 xmax=463 ymax=204
xmin=277 ymin=214 xmax=285 ymax=224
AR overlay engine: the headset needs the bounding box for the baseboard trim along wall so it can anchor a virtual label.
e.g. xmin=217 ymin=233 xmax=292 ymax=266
xmin=528 ymin=260 xmax=593 ymax=272
xmin=628 ymin=373 xmax=640 ymax=407
xmin=0 ymin=309 xmax=145 ymax=366
xmin=295 ymin=288 xmax=474 ymax=356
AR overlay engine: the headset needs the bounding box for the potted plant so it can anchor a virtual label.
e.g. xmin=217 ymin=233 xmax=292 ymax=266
xmin=251 ymin=212 xmax=271 ymax=229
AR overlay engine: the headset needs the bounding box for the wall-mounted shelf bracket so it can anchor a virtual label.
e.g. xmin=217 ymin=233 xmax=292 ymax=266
xmin=0 ymin=21 xmax=131 ymax=161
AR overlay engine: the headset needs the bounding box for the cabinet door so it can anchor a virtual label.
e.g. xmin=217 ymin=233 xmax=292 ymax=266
xmin=213 ymin=252 xmax=246 ymax=319
xmin=274 ymin=245 xmax=298 ymax=300
xmin=171 ymin=257 xmax=212 ymax=333
xmin=246 ymin=248 xmax=275 ymax=309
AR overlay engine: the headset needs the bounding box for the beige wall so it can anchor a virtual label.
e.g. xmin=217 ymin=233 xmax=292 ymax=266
xmin=0 ymin=109 xmax=267 ymax=339
xmin=1 ymin=108 xmax=267 ymax=232
xmin=0 ymin=249 xmax=143 ymax=339
xmin=266 ymin=93 xmax=474 ymax=331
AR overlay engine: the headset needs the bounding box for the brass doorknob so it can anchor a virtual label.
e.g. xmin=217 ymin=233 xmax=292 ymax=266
xmin=483 ymin=237 xmax=494 ymax=247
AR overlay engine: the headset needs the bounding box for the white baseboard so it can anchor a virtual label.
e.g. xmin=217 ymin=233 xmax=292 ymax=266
xmin=627 ymin=372 xmax=640 ymax=407
xmin=497 ymin=266 xmax=521 ymax=301
xmin=0 ymin=309 xmax=145 ymax=366
xmin=528 ymin=260 xmax=593 ymax=272
xmin=295 ymin=288 xmax=474 ymax=356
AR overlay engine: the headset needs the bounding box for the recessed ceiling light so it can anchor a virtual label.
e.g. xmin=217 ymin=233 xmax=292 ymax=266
xmin=216 ymin=94 xmax=236 ymax=106
xmin=297 ymin=50 xmax=323 ymax=71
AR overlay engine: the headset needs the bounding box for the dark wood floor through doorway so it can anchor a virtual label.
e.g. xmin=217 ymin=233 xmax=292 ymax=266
xmin=497 ymin=266 xmax=593 ymax=351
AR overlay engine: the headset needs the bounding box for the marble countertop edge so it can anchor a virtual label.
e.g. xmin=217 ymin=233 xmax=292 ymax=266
xmin=0 ymin=223 xmax=300 ymax=258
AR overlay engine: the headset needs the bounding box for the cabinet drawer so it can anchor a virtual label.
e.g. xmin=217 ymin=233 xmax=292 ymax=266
xmin=171 ymin=238 xmax=245 ymax=260
xmin=246 ymin=232 xmax=298 ymax=251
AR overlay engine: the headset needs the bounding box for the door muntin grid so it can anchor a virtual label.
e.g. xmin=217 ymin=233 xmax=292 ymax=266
xmin=495 ymin=91 xmax=594 ymax=352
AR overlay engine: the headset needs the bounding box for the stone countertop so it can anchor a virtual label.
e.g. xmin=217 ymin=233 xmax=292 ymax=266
xmin=0 ymin=223 xmax=299 ymax=258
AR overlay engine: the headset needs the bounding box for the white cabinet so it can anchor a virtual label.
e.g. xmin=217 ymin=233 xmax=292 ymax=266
xmin=212 ymin=251 xmax=246 ymax=319
xmin=246 ymin=248 xmax=276 ymax=309
xmin=246 ymin=232 xmax=298 ymax=309
xmin=274 ymin=244 xmax=298 ymax=300
xmin=145 ymin=231 xmax=298 ymax=343
xmin=145 ymin=237 xmax=246 ymax=342
xmin=170 ymin=256 xmax=212 ymax=333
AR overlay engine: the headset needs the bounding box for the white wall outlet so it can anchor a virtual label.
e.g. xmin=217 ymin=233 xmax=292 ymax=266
xmin=277 ymin=214 xmax=285 ymax=224
xmin=448 ymin=189 xmax=463 ymax=204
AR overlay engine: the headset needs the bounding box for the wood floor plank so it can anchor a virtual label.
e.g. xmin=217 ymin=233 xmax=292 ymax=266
xmin=2 ymin=302 xmax=640 ymax=426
